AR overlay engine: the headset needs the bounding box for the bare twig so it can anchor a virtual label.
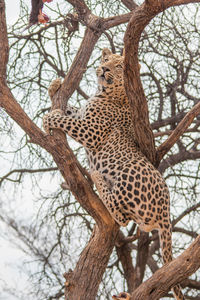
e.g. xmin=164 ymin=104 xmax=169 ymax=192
xmin=172 ymin=201 xmax=200 ymax=227
xmin=0 ymin=167 xmax=58 ymax=186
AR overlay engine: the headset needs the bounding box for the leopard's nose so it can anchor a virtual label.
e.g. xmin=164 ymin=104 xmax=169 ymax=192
xmin=102 ymin=66 xmax=110 ymax=73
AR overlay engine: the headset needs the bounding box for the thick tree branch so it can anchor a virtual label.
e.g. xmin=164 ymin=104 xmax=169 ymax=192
xmin=163 ymin=0 xmax=200 ymax=7
xmin=134 ymin=232 xmax=150 ymax=288
xmin=182 ymin=279 xmax=200 ymax=290
xmin=0 ymin=0 xmax=8 ymax=81
xmin=64 ymin=224 xmax=119 ymax=300
xmin=123 ymin=2 xmax=161 ymax=165
xmin=130 ymin=235 xmax=200 ymax=300
xmin=103 ymin=12 xmax=132 ymax=30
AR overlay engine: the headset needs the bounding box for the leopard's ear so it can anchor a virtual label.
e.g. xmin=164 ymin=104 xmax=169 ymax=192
xmin=101 ymin=48 xmax=112 ymax=63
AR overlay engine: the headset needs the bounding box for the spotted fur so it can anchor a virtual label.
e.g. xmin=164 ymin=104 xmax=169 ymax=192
xmin=43 ymin=48 xmax=184 ymax=300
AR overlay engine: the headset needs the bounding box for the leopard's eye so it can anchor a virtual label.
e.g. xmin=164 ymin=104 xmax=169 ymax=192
xmin=104 ymin=58 xmax=109 ymax=62
xmin=116 ymin=64 xmax=123 ymax=68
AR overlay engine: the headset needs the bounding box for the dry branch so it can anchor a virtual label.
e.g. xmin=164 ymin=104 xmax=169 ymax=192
xmin=0 ymin=167 xmax=58 ymax=186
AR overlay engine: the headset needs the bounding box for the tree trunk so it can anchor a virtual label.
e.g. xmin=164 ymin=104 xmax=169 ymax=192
xmin=65 ymin=224 xmax=119 ymax=300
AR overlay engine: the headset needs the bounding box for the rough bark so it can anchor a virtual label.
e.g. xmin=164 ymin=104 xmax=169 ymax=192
xmin=121 ymin=0 xmax=138 ymax=10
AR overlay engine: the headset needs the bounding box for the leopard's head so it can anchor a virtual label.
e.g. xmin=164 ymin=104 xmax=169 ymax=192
xmin=96 ymin=48 xmax=125 ymax=95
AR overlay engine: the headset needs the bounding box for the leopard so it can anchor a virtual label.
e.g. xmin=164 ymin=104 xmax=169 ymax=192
xmin=43 ymin=48 xmax=184 ymax=300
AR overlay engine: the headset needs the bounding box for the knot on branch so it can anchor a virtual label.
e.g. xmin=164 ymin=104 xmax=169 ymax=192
xmin=87 ymin=14 xmax=104 ymax=32
xmin=63 ymin=269 xmax=75 ymax=292
xmin=145 ymin=0 xmax=166 ymax=12
xmin=64 ymin=13 xmax=79 ymax=37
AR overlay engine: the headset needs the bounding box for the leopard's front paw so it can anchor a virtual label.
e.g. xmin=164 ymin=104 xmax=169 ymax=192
xmin=43 ymin=113 xmax=52 ymax=135
xmin=50 ymin=109 xmax=64 ymax=116
xmin=43 ymin=109 xmax=64 ymax=135
xmin=48 ymin=78 xmax=62 ymax=99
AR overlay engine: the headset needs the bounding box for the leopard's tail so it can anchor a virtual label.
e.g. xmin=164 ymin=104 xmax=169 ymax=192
xmin=159 ymin=226 xmax=185 ymax=300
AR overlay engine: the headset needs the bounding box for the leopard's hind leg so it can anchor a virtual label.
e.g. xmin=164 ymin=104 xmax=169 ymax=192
xmin=91 ymin=170 xmax=130 ymax=226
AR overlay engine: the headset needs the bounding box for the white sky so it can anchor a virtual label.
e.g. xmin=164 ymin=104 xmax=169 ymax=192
xmin=5 ymin=0 xmax=20 ymax=25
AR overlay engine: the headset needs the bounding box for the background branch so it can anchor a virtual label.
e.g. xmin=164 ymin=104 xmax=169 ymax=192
xmin=156 ymin=102 xmax=200 ymax=164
